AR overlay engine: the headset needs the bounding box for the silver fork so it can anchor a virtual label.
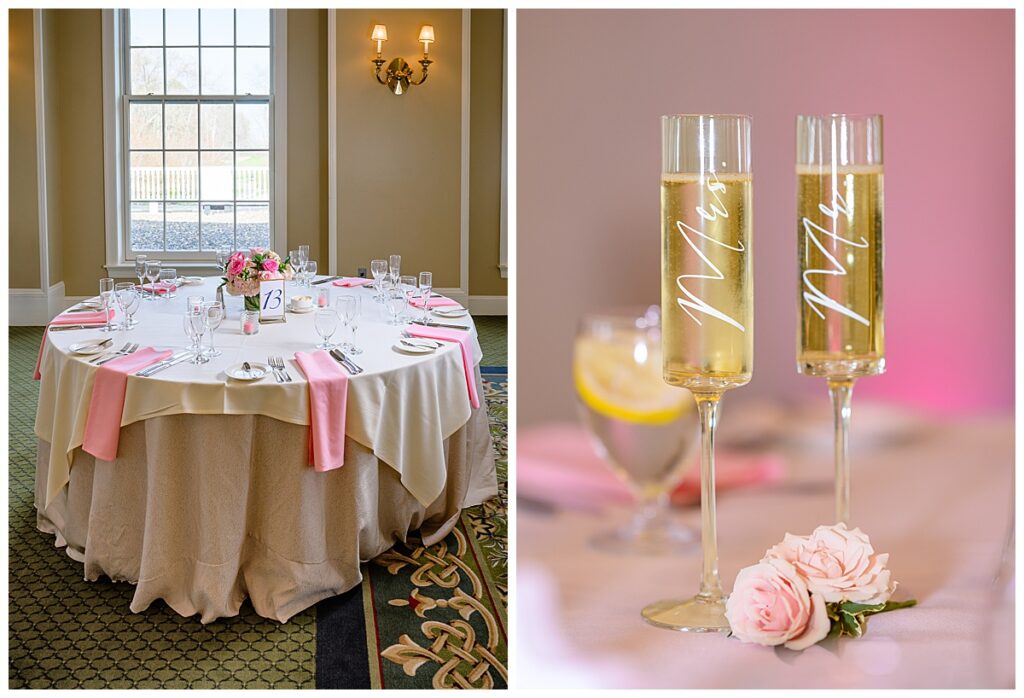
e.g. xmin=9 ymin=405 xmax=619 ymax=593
xmin=267 ymin=355 xmax=283 ymax=382
xmin=94 ymin=342 xmax=139 ymax=366
xmin=90 ymin=342 xmax=129 ymax=364
xmin=274 ymin=356 xmax=293 ymax=382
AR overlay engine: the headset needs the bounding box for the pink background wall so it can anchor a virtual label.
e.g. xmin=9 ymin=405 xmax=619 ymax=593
xmin=517 ymin=9 xmax=1015 ymax=427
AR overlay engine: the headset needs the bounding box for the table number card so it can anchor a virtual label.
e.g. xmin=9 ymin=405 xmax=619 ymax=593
xmin=259 ymin=279 xmax=287 ymax=323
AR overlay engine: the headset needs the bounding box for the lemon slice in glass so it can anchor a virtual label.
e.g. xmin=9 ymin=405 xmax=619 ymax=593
xmin=574 ymin=334 xmax=692 ymax=425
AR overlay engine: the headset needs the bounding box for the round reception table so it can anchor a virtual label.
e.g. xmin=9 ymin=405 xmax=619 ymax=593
xmin=33 ymin=277 xmax=497 ymax=623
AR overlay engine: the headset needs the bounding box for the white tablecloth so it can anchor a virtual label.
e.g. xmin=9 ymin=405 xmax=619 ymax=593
xmin=517 ymin=404 xmax=1014 ymax=688
xmin=35 ymin=277 xmax=482 ymax=507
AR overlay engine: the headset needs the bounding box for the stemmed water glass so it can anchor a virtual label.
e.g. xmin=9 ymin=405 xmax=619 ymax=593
xmin=418 ymin=271 xmax=433 ymax=322
xmin=385 ymin=287 xmax=406 ymax=325
xmin=216 ymin=247 xmax=232 ymax=273
xmin=314 ymin=308 xmax=339 ymax=349
xmin=335 ymin=295 xmax=362 ymax=355
xmin=160 ymin=268 xmax=177 ymax=299
xmin=134 ymin=255 xmax=148 ymax=298
xmin=99 ymin=278 xmax=115 ymax=332
xmin=399 ymin=275 xmax=417 ymax=322
xmin=288 ymin=249 xmax=301 ymax=283
xmin=796 ymin=114 xmax=885 ymax=525
xmin=203 ymin=301 xmax=224 ymax=357
xmin=305 ymin=260 xmax=318 ymax=286
xmin=370 ymin=259 xmax=388 ymax=301
xmin=184 ymin=309 xmax=209 ymax=364
xmin=114 ymin=283 xmax=139 ymax=330
xmin=144 ymin=261 xmax=162 ymax=301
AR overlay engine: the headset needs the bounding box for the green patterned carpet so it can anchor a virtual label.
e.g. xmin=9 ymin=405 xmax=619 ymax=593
xmin=8 ymin=325 xmax=507 ymax=689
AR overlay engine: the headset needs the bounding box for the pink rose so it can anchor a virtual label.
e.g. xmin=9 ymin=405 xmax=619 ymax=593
xmin=226 ymin=253 xmax=246 ymax=276
xmin=257 ymin=270 xmax=283 ymax=281
xmin=725 ymin=559 xmax=830 ymax=650
xmin=262 ymin=258 xmax=279 ymax=273
xmin=764 ymin=523 xmax=895 ymax=604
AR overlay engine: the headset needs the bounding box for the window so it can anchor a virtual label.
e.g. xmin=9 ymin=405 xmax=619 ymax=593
xmin=121 ymin=8 xmax=273 ymax=259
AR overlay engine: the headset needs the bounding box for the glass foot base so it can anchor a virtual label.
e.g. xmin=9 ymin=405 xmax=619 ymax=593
xmin=589 ymin=521 xmax=697 ymax=556
xmin=641 ymin=595 xmax=730 ymax=633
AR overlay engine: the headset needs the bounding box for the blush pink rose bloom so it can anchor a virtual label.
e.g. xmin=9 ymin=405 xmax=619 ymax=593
xmin=257 ymin=270 xmax=284 ymax=281
xmin=227 ymin=253 xmax=247 ymax=276
xmin=725 ymin=559 xmax=830 ymax=650
xmin=764 ymin=523 xmax=895 ymax=604
xmin=262 ymin=257 xmax=279 ymax=273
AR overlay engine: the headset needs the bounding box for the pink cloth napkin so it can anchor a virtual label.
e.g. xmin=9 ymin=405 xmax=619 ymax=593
xmin=517 ymin=423 xmax=787 ymax=512
xmin=333 ymin=277 xmax=374 ymax=287
xmin=407 ymin=293 xmax=461 ymax=309
xmin=293 ymin=350 xmax=349 ymax=472
xmin=82 ymin=347 xmax=173 ymax=461
xmin=405 ymin=325 xmax=480 ymax=409
xmin=137 ymin=282 xmax=177 ymax=294
xmin=33 ymin=308 xmax=115 ymax=380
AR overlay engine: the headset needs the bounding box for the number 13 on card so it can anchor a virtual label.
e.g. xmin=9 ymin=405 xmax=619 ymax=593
xmin=259 ymin=279 xmax=286 ymax=323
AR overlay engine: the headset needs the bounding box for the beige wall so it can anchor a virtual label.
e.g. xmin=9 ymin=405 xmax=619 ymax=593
xmin=8 ymin=9 xmax=41 ymax=289
xmin=468 ymin=9 xmax=506 ymax=297
xmin=334 ymin=9 xmax=463 ymax=286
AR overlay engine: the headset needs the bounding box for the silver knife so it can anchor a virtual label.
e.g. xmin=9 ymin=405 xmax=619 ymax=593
xmin=411 ymin=320 xmax=470 ymax=331
xmin=49 ymin=324 xmax=108 ymax=332
xmin=330 ymin=349 xmax=363 ymax=375
xmin=136 ymin=351 xmax=192 ymax=377
xmin=311 ymin=275 xmax=342 ymax=286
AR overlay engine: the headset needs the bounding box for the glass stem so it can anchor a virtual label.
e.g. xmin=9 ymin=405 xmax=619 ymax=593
xmin=828 ymin=378 xmax=855 ymax=525
xmin=694 ymin=394 xmax=724 ymax=602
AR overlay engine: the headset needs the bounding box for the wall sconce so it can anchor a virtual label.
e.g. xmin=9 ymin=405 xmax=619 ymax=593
xmin=371 ymin=24 xmax=434 ymax=95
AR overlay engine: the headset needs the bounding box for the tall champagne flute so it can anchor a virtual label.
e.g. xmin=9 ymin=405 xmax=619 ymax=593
xmin=389 ymin=254 xmax=401 ymax=280
xmin=643 ymin=114 xmax=753 ymax=633
xmin=297 ymin=245 xmax=310 ymax=287
xmin=134 ymin=255 xmax=149 ymax=299
xmin=796 ymin=114 xmax=884 ymax=525
xmin=99 ymin=278 xmax=115 ymax=332
xmin=203 ymin=300 xmax=225 ymax=357
xmin=418 ymin=271 xmax=433 ymax=322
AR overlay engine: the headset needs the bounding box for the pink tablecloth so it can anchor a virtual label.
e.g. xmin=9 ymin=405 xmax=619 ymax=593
xmin=516 ymin=404 xmax=1014 ymax=689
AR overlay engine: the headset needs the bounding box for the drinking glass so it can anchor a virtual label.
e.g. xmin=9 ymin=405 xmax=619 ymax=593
xmin=335 ymin=295 xmax=362 ymax=354
xmin=316 ymin=287 xmax=330 ymax=308
xmin=184 ymin=310 xmax=209 ymax=363
xmin=642 ymin=114 xmax=753 ymax=633
xmin=313 ymin=308 xmax=339 ymax=349
xmin=385 ymin=288 xmax=406 ymax=325
xmin=389 ymin=254 xmax=402 ymax=280
xmin=370 ymin=259 xmax=388 ymax=301
xmin=203 ymin=300 xmax=224 ymax=357
xmin=134 ymin=255 xmax=149 ymax=299
xmin=144 ymin=261 xmax=162 ymax=301
xmin=119 ymin=285 xmax=141 ymax=328
xmin=400 ymin=275 xmax=417 ymax=321
xmin=114 ymin=283 xmax=136 ymax=330
xmin=160 ymin=268 xmax=177 ymax=299
xmin=418 ymin=271 xmax=433 ymax=322
xmin=796 ymin=114 xmax=884 ymax=525
xmin=99 ymin=278 xmax=115 ymax=332
xmin=305 ymin=260 xmax=318 ymax=286
xmin=241 ymin=310 xmax=260 ymax=335
xmin=574 ymin=307 xmax=699 ymax=554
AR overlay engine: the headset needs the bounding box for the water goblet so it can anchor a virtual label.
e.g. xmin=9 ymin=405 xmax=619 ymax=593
xmin=134 ymin=255 xmax=149 ymax=299
xmin=370 ymin=259 xmax=388 ymax=301
xmin=160 ymin=268 xmax=177 ymax=300
xmin=203 ymin=301 xmax=224 ymax=357
xmin=314 ymin=308 xmax=339 ymax=350
xmin=305 ymin=260 xmax=318 ymax=287
xmin=144 ymin=261 xmax=162 ymax=301
xmin=184 ymin=310 xmax=209 ymax=364
xmin=114 ymin=283 xmax=136 ymax=330
xmin=335 ymin=295 xmax=362 ymax=354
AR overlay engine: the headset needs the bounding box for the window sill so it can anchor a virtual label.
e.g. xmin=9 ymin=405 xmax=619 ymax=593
xmin=105 ymin=261 xmax=223 ymax=278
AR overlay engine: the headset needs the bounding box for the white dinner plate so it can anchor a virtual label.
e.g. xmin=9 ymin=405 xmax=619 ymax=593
xmin=393 ymin=340 xmax=436 ymax=355
xmin=432 ymin=306 xmax=468 ymax=318
xmin=69 ymin=340 xmax=112 ymax=355
xmin=226 ymin=362 xmax=269 ymax=381
xmin=178 ymin=276 xmax=204 ymax=286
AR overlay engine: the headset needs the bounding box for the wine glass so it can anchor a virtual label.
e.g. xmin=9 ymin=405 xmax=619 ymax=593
xmin=335 ymin=295 xmax=362 ymax=355
xmin=203 ymin=300 xmax=224 ymax=357
xmin=144 ymin=260 xmax=162 ymax=301
xmin=313 ymin=308 xmax=339 ymax=350
xmin=642 ymin=114 xmax=753 ymax=633
xmin=796 ymin=114 xmax=885 ymax=525
xmin=134 ymin=255 xmax=149 ymax=299
xmin=418 ymin=271 xmax=433 ymax=322
xmin=288 ymin=248 xmax=301 ymax=282
xmin=370 ymin=259 xmax=388 ymax=301
xmin=159 ymin=268 xmax=177 ymax=300
xmin=399 ymin=274 xmax=417 ymax=322
xmin=305 ymin=260 xmax=318 ymax=286
xmin=216 ymin=247 xmax=232 ymax=273
xmin=119 ymin=284 xmax=141 ymax=329
xmin=184 ymin=310 xmax=209 ymax=364
xmin=114 ymin=283 xmax=137 ymax=330
xmin=385 ymin=288 xmax=406 ymax=325
xmin=574 ymin=307 xmax=699 ymax=554
xmin=99 ymin=278 xmax=115 ymax=332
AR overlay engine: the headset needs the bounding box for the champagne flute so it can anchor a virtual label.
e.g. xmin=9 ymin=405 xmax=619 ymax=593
xmin=288 ymin=249 xmax=301 ymax=282
xmin=370 ymin=259 xmax=388 ymax=301
xmin=184 ymin=310 xmax=209 ymax=364
xmin=144 ymin=260 xmax=162 ymax=301
xmin=389 ymin=254 xmax=402 ymax=280
xmin=574 ymin=306 xmax=699 ymax=553
xmin=314 ymin=308 xmax=339 ymax=349
xmin=134 ymin=255 xmax=149 ymax=299
xmin=418 ymin=271 xmax=433 ymax=322
xmin=99 ymin=278 xmax=115 ymax=332
xmin=297 ymin=245 xmax=310 ymax=286
xmin=796 ymin=114 xmax=884 ymax=525
xmin=400 ymin=274 xmax=417 ymax=322
xmin=336 ymin=295 xmax=363 ymax=354
xmin=203 ymin=300 xmax=225 ymax=357
xmin=643 ymin=114 xmax=753 ymax=633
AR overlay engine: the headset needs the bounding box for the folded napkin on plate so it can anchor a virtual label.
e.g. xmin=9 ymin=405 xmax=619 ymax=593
xmin=332 ymin=277 xmax=374 ymax=287
xmin=137 ymin=282 xmax=177 ymax=294
xmin=82 ymin=347 xmax=173 ymax=461
xmin=518 ymin=423 xmax=786 ymax=512
xmin=33 ymin=308 xmax=116 ymax=380
xmin=294 ymin=350 xmax=349 ymax=472
xmin=407 ymin=293 xmax=461 ymax=309
xmin=405 ymin=325 xmax=480 ymax=409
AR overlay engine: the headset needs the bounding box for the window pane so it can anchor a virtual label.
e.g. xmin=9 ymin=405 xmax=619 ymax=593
xmin=236 ymin=151 xmax=269 ymax=200
xmin=166 ymin=202 xmax=200 ymax=251
xmin=200 ymin=151 xmax=233 ymax=199
xmin=130 ymin=48 xmax=163 ymax=95
xmin=236 ymin=48 xmax=270 ymax=95
xmin=165 ymin=103 xmax=198 ymax=149
xmin=130 ymin=202 xmax=164 ymax=252
xmin=200 ymin=9 xmax=234 ymax=46
xmin=236 ymin=9 xmax=270 ymax=45
xmin=199 ymin=103 xmax=233 ymax=149
xmin=200 ymin=47 xmax=234 ymax=94
xmin=129 ymin=9 xmax=163 ymax=46
xmin=165 ymin=9 xmax=198 ymax=46
xmin=130 ymin=151 xmax=163 ymax=200
xmin=235 ymin=103 xmax=268 ymax=149
xmin=165 ymin=151 xmax=198 ymax=200
xmin=200 ymin=202 xmax=234 ymax=250
xmin=129 ymin=103 xmax=162 ymax=149
xmin=166 ymin=48 xmax=199 ymax=95
xmin=237 ymin=202 xmax=270 ymax=250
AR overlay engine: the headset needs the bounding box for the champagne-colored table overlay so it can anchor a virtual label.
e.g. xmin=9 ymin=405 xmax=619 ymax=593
xmin=518 ymin=407 xmax=1014 ymax=688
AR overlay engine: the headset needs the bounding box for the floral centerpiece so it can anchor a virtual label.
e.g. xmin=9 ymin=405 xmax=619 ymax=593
xmin=223 ymin=248 xmax=294 ymax=311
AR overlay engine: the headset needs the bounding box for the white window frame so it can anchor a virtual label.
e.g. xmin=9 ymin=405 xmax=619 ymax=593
xmin=102 ymin=8 xmax=287 ymax=275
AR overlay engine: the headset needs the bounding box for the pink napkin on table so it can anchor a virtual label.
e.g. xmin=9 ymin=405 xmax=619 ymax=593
xmin=33 ymin=308 xmax=115 ymax=380
xmin=518 ymin=423 xmax=787 ymax=512
xmin=407 ymin=293 xmax=461 ymax=309
xmin=293 ymin=350 xmax=349 ymax=472
xmin=82 ymin=347 xmax=173 ymax=461
xmin=137 ymin=282 xmax=177 ymax=294
xmin=333 ymin=277 xmax=374 ymax=287
xmin=405 ymin=325 xmax=480 ymax=409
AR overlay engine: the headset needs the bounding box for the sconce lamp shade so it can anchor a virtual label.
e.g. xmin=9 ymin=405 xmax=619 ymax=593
xmin=418 ymin=25 xmax=435 ymax=44
xmin=371 ymin=24 xmax=388 ymax=42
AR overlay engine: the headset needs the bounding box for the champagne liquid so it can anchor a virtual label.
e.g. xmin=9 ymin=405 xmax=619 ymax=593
xmin=661 ymin=173 xmax=753 ymax=393
xmin=797 ymin=165 xmax=884 ymax=377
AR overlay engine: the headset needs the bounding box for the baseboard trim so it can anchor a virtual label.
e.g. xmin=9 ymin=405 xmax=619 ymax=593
xmin=9 ymin=282 xmax=66 ymax=325
xmin=468 ymin=295 xmax=507 ymax=316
